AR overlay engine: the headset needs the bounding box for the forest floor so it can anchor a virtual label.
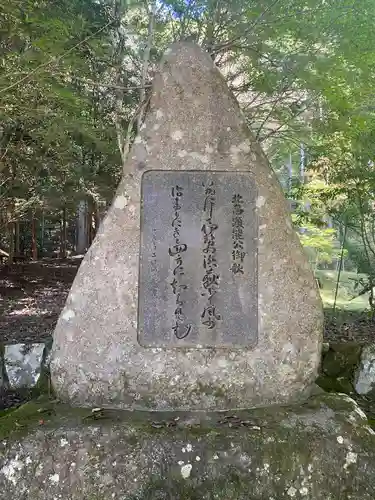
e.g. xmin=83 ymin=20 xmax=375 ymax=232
xmin=0 ymin=259 xmax=374 ymax=344
xmin=0 ymin=258 xmax=81 ymax=344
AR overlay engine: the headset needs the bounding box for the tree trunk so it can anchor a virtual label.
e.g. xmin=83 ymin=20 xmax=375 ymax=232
xmin=287 ymin=152 xmax=293 ymax=194
xmin=40 ymin=209 xmax=45 ymax=258
xmin=76 ymin=200 xmax=88 ymax=254
xmin=31 ymin=215 xmax=38 ymax=260
xmin=300 ymin=143 xmax=305 ymax=183
xmin=333 ymin=223 xmax=348 ymax=313
xmin=93 ymin=201 xmax=100 ymax=238
xmin=15 ymin=220 xmax=20 ymax=255
xmin=7 ymin=202 xmax=15 ymax=263
xmin=60 ymin=206 xmax=67 ymax=258
xmin=137 ymin=2 xmax=155 ymax=133
xmin=86 ymin=200 xmax=94 ymax=246
xmin=8 ymin=221 xmax=15 ymax=264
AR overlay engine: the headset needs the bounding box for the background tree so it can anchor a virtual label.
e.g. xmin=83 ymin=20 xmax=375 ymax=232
xmin=1 ymin=0 xmax=375 ymax=283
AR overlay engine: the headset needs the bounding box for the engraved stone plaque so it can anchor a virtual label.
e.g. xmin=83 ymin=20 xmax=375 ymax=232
xmin=138 ymin=170 xmax=258 ymax=348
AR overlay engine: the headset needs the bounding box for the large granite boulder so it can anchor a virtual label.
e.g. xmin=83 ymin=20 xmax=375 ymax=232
xmin=51 ymin=42 xmax=323 ymax=410
xmin=1 ymin=393 xmax=375 ymax=499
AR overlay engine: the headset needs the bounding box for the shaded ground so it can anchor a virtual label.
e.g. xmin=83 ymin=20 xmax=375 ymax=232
xmin=324 ymin=309 xmax=375 ymax=343
xmin=0 ymin=258 xmax=82 ymax=344
xmin=0 ymin=259 xmax=374 ymax=344
xmin=0 ymin=389 xmax=34 ymax=412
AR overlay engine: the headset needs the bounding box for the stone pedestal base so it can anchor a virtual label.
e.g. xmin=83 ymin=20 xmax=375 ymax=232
xmin=1 ymin=393 xmax=374 ymax=499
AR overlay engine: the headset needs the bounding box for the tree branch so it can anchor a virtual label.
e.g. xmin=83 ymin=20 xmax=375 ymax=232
xmin=211 ymin=0 xmax=282 ymax=54
xmin=0 ymin=19 xmax=116 ymax=95
xmin=137 ymin=1 xmax=156 ymax=133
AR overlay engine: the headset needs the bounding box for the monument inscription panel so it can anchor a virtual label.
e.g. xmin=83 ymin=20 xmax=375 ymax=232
xmin=138 ymin=171 xmax=258 ymax=348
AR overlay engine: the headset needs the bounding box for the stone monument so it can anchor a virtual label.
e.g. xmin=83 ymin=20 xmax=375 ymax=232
xmin=3 ymin=43 xmax=375 ymax=500
xmin=51 ymin=42 xmax=323 ymax=410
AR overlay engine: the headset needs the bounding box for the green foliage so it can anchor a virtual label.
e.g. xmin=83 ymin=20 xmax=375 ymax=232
xmin=316 ymin=270 xmax=370 ymax=311
xmin=2 ymin=0 xmax=375 ymax=266
xmin=296 ymin=221 xmax=343 ymax=267
xmin=0 ymin=0 xmax=124 ymax=227
xmin=344 ymin=235 xmax=375 ymax=275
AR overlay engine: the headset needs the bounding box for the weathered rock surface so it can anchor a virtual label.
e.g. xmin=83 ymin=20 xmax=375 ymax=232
xmin=355 ymin=344 xmax=375 ymax=395
xmin=51 ymin=42 xmax=323 ymax=410
xmin=4 ymin=343 xmax=44 ymax=388
xmin=0 ymin=341 xmax=52 ymax=392
xmin=1 ymin=394 xmax=375 ymax=499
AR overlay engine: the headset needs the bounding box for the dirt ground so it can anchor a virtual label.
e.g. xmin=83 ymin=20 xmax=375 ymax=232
xmin=0 ymin=259 xmax=374 ymax=345
xmin=0 ymin=258 xmax=81 ymax=344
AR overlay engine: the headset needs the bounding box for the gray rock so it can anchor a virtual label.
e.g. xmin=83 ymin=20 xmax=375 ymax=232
xmin=4 ymin=343 xmax=45 ymax=388
xmin=51 ymin=42 xmax=323 ymax=410
xmin=0 ymin=394 xmax=374 ymax=499
xmin=355 ymin=344 xmax=375 ymax=395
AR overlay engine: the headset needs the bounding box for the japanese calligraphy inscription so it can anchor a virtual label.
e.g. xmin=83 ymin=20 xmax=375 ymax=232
xmin=138 ymin=170 xmax=258 ymax=348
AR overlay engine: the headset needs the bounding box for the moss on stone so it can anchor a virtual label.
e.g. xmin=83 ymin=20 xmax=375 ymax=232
xmin=317 ymin=342 xmax=363 ymax=397
xmin=0 ymin=392 xmax=371 ymax=446
xmin=1 ymin=393 xmax=375 ymax=499
xmin=0 ymin=398 xmax=50 ymax=441
xmin=33 ymin=363 xmax=54 ymax=397
xmin=0 ymin=397 xmax=89 ymax=441
xmin=330 ymin=342 xmax=363 ymax=357
xmin=0 ymin=407 xmax=13 ymax=419
xmin=316 ymin=374 xmax=353 ymax=394
xmin=0 ymin=372 xmax=54 ymax=439
xmin=322 ymin=342 xmax=362 ymax=379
